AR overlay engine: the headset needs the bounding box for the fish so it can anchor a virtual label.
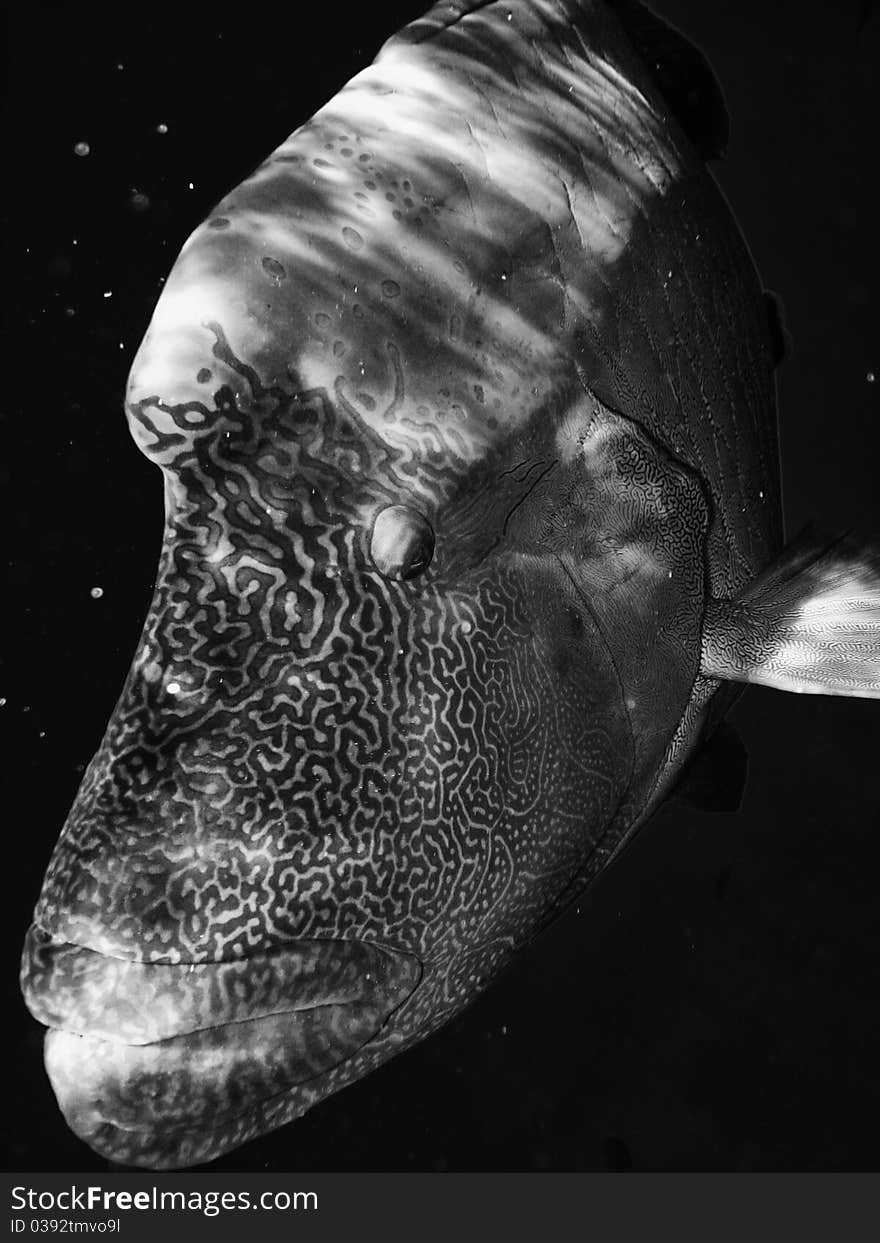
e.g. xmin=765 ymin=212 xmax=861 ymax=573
xmin=20 ymin=0 xmax=879 ymax=1170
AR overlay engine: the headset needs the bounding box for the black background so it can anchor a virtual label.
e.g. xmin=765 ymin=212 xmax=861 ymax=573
xmin=4 ymin=0 xmax=878 ymax=1172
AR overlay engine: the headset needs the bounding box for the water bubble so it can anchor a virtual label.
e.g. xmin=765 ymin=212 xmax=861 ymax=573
xmin=381 ymin=279 xmax=401 ymax=298
xmin=166 ymin=682 xmax=181 ymax=695
xmin=73 ymin=142 xmax=90 ymax=157
xmin=156 ymin=123 xmax=168 ymax=134
xmin=867 ymin=372 xmax=875 ymax=383
xmin=90 ymin=586 xmax=103 ymax=599
xmin=129 ymin=190 xmax=150 ymax=212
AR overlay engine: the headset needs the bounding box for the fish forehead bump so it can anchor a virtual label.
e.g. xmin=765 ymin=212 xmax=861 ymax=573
xmin=125 ymin=0 xmax=683 ymax=493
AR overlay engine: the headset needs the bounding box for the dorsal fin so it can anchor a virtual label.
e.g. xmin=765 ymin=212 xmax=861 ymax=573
xmin=610 ymin=0 xmax=730 ymax=160
xmin=764 ymin=289 xmax=792 ymax=367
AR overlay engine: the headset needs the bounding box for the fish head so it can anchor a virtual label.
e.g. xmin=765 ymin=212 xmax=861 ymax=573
xmin=22 ymin=7 xmax=711 ymax=1168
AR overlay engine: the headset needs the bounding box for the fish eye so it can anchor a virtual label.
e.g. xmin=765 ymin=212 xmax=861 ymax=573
xmin=369 ymin=504 xmax=435 ymax=581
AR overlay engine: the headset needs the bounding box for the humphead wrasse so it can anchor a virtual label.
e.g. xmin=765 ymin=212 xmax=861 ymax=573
xmin=21 ymin=0 xmax=880 ymax=1168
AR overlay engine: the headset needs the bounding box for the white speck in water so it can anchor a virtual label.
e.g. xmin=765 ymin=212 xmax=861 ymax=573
xmin=90 ymin=586 xmax=103 ymax=599
xmin=73 ymin=141 xmax=90 ymax=157
xmin=156 ymin=123 xmax=168 ymax=134
xmin=0 ymin=698 xmax=6 ymax=707
xmin=65 ymin=307 xmax=75 ymax=317
xmin=867 ymin=372 xmax=875 ymax=383
xmin=501 ymin=1025 xmax=508 ymax=1035
xmin=116 ymin=63 xmax=124 ymax=71
xmin=759 ymin=490 xmax=764 ymax=499
xmin=501 ymin=272 xmax=507 ymax=281
xmin=103 ymin=291 xmax=112 ymax=298
xmin=39 ymin=731 xmax=46 ymax=738
xmin=167 ymin=682 xmax=182 ymax=695
xmin=188 ymin=182 xmax=195 ymax=190
xmin=119 ymin=343 xmax=125 ymax=350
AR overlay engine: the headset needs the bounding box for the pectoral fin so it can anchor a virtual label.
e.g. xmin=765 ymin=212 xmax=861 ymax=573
xmin=671 ymin=720 xmax=748 ymax=813
xmin=701 ymin=528 xmax=880 ymax=697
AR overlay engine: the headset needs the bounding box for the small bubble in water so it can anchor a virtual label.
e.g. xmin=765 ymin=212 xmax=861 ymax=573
xmin=156 ymin=123 xmax=168 ymax=134
xmin=0 ymin=699 xmax=6 ymax=707
xmin=74 ymin=142 xmax=90 ymax=157
xmin=129 ymin=189 xmax=151 ymax=212
xmin=64 ymin=307 xmax=75 ymax=317
xmin=90 ymin=587 xmax=104 ymax=599
xmin=868 ymin=372 xmax=876 ymax=383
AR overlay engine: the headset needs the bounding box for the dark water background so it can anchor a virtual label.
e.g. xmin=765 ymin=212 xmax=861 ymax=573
xmin=5 ymin=0 xmax=878 ymax=1171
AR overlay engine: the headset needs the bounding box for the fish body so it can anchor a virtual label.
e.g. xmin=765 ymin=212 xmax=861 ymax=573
xmin=20 ymin=0 xmax=879 ymax=1168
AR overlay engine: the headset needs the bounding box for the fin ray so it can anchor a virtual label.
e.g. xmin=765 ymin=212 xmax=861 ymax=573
xmin=701 ymin=528 xmax=880 ymax=697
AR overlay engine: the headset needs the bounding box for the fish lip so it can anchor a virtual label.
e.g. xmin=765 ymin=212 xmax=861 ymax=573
xmin=22 ymin=924 xmax=421 ymax=1168
xmin=40 ymin=1005 xmax=386 ymax=1169
xmin=21 ymin=922 xmax=420 ymax=1043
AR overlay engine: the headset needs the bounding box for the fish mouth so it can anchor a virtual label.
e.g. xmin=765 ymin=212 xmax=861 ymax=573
xmin=21 ymin=924 xmax=420 ymax=1168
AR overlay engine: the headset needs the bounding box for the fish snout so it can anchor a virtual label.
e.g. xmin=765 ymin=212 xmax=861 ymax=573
xmin=21 ymin=925 xmax=420 ymax=1167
